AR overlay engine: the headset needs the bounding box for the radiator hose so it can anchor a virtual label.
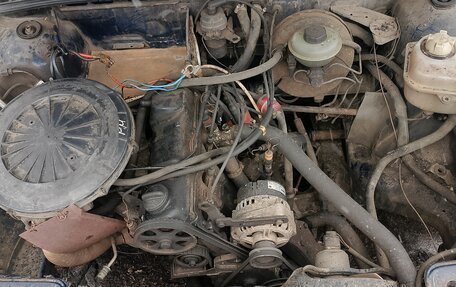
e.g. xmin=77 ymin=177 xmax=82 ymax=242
xmin=245 ymin=125 xmax=416 ymax=286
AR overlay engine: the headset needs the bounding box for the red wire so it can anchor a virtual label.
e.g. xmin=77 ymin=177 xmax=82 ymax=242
xmin=78 ymin=52 xmax=95 ymax=59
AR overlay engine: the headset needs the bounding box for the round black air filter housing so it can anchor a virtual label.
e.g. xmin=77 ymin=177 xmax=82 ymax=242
xmin=0 ymin=79 xmax=134 ymax=218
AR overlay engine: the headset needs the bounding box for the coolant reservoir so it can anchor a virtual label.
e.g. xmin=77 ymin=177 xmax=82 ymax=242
xmin=403 ymin=30 xmax=456 ymax=114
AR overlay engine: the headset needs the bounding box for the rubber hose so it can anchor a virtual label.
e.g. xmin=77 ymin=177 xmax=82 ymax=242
xmin=365 ymin=58 xmax=454 ymax=203
xmin=345 ymin=22 xmax=374 ymax=47
xmin=248 ymin=125 xmax=416 ymax=286
xmin=307 ymin=213 xmax=372 ymax=268
xmin=276 ymin=111 xmax=294 ymax=198
xmin=365 ymin=62 xmax=410 ymax=267
xmin=231 ymin=5 xmax=261 ymax=72
xmin=236 ymin=4 xmax=250 ymax=39
xmin=225 ymin=157 xmax=249 ymax=188
xmin=364 ymin=63 xmax=409 ymax=147
xmin=43 ymin=237 xmax=112 ymax=267
xmin=360 ymin=55 xmax=404 ymax=88
xmin=179 ymin=51 xmax=282 ymax=87
xmin=114 ymin=146 xmax=231 ymax=186
xmin=364 ymin=60 xmax=453 ymax=203
xmin=366 ymin=115 xmax=456 ymax=220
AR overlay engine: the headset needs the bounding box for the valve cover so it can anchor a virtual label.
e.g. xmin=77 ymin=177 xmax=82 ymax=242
xmin=0 ymin=79 xmax=134 ymax=218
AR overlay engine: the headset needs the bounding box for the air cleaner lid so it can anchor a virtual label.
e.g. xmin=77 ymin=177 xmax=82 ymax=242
xmin=0 ymin=79 xmax=134 ymax=218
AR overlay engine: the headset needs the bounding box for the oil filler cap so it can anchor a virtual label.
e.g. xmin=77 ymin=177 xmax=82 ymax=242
xmin=0 ymin=79 xmax=134 ymax=218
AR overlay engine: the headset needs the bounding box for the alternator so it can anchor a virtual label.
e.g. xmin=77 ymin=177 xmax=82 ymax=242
xmin=231 ymin=180 xmax=296 ymax=248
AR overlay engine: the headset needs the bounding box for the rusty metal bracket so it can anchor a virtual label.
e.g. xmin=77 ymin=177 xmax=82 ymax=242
xmin=330 ymin=5 xmax=400 ymax=45
xmin=20 ymin=205 xmax=126 ymax=254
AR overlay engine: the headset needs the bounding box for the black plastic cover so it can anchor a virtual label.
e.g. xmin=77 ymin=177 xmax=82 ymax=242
xmin=0 ymin=79 xmax=134 ymax=218
xmin=146 ymin=88 xmax=198 ymax=221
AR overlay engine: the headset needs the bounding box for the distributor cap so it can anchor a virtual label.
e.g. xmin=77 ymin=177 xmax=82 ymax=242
xmin=0 ymin=79 xmax=134 ymax=218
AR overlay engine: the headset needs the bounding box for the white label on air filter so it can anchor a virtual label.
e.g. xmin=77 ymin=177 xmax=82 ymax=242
xmin=267 ymin=181 xmax=286 ymax=196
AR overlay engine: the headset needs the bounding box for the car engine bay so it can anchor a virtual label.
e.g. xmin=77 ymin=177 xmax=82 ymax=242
xmin=0 ymin=0 xmax=455 ymax=286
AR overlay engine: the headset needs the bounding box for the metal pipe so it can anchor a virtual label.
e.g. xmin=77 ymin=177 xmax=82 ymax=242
xmin=293 ymin=114 xmax=318 ymax=164
xmin=311 ymin=130 xmax=345 ymax=141
xmin=96 ymin=238 xmax=118 ymax=281
xmin=283 ymin=105 xmax=357 ymax=116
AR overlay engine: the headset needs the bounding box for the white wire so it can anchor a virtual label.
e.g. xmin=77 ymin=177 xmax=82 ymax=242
xmin=200 ymin=64 xmax=260 ymax=112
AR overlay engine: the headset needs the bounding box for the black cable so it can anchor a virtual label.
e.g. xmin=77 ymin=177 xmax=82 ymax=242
xmin=209 ymin=106 xmax=246 ymax=194
xmin=222 ymin=88 xmax=241 ymax=123
xmin=134 ymin=71 xmax=273 ymax=185
xmin=115 ymin=69 xmax=274 ymax=186
xmin=50 ymin=46 xmax=66 ymax=79
xmin=209 ymin=85 xmax=222 ymax=140
xmin=210 ymin=92 xmax=235 ymax=122
xmin=195 ymin=87 xmax=212 ymax=145
xmin=114 ymin=146 xmax=232 ymax=186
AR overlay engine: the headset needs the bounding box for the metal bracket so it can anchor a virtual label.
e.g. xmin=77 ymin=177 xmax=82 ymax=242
xmin=215 ymin=216 xmax=289 ymax=228
xmin=330 ymin=5 xmax=400 ymax=45
xmin=429 ymin=163 xmax=456 ymax=187
xmin=199 ymin=201 xmax=288 ymax=228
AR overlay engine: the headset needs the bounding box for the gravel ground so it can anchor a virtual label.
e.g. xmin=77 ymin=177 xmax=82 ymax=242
xmin=0 ymin=209 xmax=444 ymax=286
xmin=98 ymin=247 xmax=187 ymax=287
xmin=379 ymin=211 xmax=442 ymax=266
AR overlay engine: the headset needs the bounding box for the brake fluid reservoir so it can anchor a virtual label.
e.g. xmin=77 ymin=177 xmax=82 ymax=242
xmin=288 ymin=25 xmax=342 ymax=68
xmin=403 ymin=30 xmax=456 ymax=114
